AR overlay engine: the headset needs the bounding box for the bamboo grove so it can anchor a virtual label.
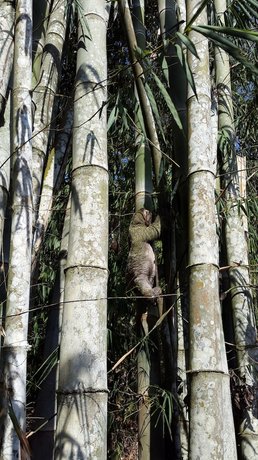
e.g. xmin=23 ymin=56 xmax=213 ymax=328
xmin=0 ymin=0 xmax=257 ymax=459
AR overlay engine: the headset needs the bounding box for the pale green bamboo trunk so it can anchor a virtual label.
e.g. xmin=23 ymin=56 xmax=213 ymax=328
xmin=187 ymin=2 xmax=237 ymax=458
xmin=119 ymin=0 xmax=162 ymax=185
xmin=132 ymin=2 xmax=151 ymax=459
xmin=32 ymin=0 xmax=51 ymax=86
xmin=158 ymin=1 xmax=189 ymax=456
xmin=32 ymin=0 xmax=67 ymax=222
xmin=214 ymin=1 xmax=258 ymax=456
xmin=133 ymin=0 xmax=153 ymax=211
xmin=54 ymin=2 xmax=110 ymax=459
xmin=0 ymin=0 xmax=33 ymax=458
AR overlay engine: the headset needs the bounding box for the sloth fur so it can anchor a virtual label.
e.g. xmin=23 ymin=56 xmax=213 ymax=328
xmin=127 ymin=208 xmax=161 ymax=297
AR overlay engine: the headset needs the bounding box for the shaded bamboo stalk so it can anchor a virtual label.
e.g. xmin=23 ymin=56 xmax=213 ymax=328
xmin=214 ymin=0 xmax=258 ymax=455
xmin=119 ymin=0 xmax=162 ymax=185
xmin=32 ymin=0 xmax=67 ymax=217
xmin=158 ymin=1 xmax=188 ymax=456
xmin=132 ymin=2 xmax=151 ymax=459
xmin=0 ymin=0 xmax=14 ymax=120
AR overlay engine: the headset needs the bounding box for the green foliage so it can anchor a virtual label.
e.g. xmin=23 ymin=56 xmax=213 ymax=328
xmin=107 ymin=13 xmax=138 ymax=453
xmin=231 ymin=45 xmax=258 ymax=291
xmin=175 ymin=42 xmax=197 ymax=97
xmin=145 ymin=82 xmax=166 ymax=142
xmin=30 ymin=311 xmax=48 ymax=358
xmin=37 ymin=185 xmax=70 ymax=304
xmin=151 ymin=71 xmax=183 ymax=130
xmin=226 ymin=0 xmax=258 ymax=27
xmin=27 ymin=348 xmax=59 ymax=397
xmin=204 ymin=25 xmax=258 ymax=43
xmin=191 ymin=24 xmax=258 ymax=75
xmin=246 ymin=170 xmax=258 ymax=313
xmin=107 ymin=354 xmax=138 ymax=459
xmin=149 ymin=385 xmax=173 ymax=438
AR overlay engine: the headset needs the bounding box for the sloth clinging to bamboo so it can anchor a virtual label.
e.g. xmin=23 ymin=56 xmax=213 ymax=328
xmin=126 ymin=208 xmax=161 ymax=298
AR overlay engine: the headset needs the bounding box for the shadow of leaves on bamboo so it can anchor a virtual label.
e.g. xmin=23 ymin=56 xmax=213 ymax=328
xmin=0 ymin=349 xmax=30 ymax=458
xmin=55 ymin=353 xmax=107 ymax=460
xmin=70 ymin=182 xmax=82 ymax=220
xmin=75 ymin=63 xmax=105 ymax=165
xmin=229 ymin=267 xmax=256 ymax=344
xmin=16 ymin=13 xmax=32 ymax=57
xmin=229 ymin=266 xmax=258 ymax=432
xmin=12 ymin=154 xmax=33 ymax=245
xmin=33 ymin=41 xmax=62 ymax=126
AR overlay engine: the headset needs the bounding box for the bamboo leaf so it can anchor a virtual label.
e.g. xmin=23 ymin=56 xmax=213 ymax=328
xmin=230 ymin=0 xmax=258 ymax=22
xmin=134 ymin=100 xmax=146 ymax=136
xmin=145 ymin=82 xmax=166 ymax=143
xmin=134 ymin=44 xmax=152 ymax=59
xmin=227 ymin=7 xmax=246 ymax=30
xmin=77 ymin=1 xmax=92 ymax=40
xmin=175 ymin=44 xmax=197 ymax=98
xmin=176 ymin=31 xmax=199 ymax=59
xmin=107 ymin=93 xmax=120 ymax=131
xmin=193 ymin=25 xmax=258 ymax=43
xmin=151 ymin=72 xmax=182 ymax=130
xmin=247 ymin=0 xmax=258 ymax=8
xmin=121 ymin=105 xmax=129 ymax=132
xmin=191 ymin=26 xmax=258 ymax=75
xmin=237 ymin=2 xmax=258 ymax=21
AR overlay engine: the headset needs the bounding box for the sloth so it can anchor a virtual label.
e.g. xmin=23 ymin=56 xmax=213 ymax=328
xmin=127 ymin=208 xmax=161 ymax=298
